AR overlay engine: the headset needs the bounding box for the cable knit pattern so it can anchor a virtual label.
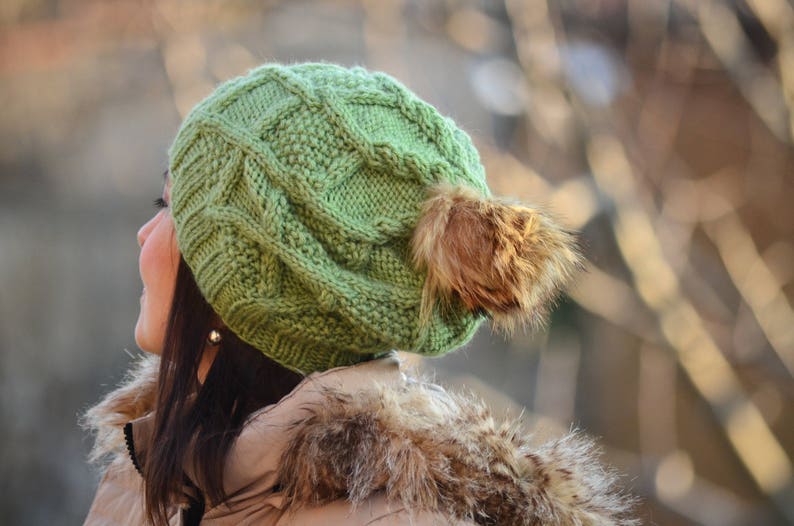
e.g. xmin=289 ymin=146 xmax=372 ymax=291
xmin=168 ymin=63 xmax=490 ymax=374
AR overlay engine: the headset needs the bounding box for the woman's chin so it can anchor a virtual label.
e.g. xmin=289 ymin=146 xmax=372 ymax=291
xmin=136 ymin=340 xmax=162 ymax=355
xmin=134 ymin=321 xmax=161 ymax=355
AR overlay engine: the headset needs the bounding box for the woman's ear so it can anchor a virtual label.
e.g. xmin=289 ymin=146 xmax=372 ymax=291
xmin=411 ymin=183 xmax=583 ymax=334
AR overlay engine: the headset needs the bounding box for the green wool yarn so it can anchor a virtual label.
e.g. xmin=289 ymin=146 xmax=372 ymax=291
xmin=168 ymin=62 xmax=490 ymax=375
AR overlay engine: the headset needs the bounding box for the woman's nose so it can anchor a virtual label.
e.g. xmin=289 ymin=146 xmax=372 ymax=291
xmin=137 ymin=215 xmax=157 ymax=247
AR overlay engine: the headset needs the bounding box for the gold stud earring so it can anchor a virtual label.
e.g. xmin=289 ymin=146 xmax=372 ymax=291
xmin=207 ymin=329 xmax=222 ymax=346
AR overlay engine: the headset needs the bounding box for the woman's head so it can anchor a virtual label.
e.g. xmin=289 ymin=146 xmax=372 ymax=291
xmin=161 ymin=62 xmax=580 ymax=375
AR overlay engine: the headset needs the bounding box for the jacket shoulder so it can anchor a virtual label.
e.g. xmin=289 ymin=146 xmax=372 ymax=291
xmin=278 ymin=377 xmax=637 ymax=525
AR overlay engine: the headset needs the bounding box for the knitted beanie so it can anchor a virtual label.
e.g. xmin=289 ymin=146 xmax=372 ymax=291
xmin=168 ymin=63 xmax=492 ymax=374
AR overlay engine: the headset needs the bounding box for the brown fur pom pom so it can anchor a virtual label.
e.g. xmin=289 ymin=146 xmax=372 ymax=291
xmin=411 ymin=183 xmax=583 ymax=333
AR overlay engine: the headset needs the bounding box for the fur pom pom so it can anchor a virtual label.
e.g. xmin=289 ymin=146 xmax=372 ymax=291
xmin=411 ymin=183 xmax=583 ymax=333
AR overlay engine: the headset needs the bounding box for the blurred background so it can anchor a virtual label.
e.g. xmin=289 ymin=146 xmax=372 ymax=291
xmin=1 ymin=0 xmax=793 ymax=524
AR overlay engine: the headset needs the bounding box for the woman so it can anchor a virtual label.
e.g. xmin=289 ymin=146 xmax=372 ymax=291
xmin=83 ymin=62 xmax=635 ymax=525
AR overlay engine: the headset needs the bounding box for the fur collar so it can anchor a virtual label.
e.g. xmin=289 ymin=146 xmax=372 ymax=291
xmin=83 ymin=354 xmax=636 ymax=525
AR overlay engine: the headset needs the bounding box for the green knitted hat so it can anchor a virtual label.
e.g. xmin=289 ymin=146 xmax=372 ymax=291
xmin=168 ymin=62 xmax=490 ymax=375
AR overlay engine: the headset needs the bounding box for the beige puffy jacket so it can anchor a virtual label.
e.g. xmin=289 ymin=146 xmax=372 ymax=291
xmin=83 ymin=354 xmax=635 ymax=525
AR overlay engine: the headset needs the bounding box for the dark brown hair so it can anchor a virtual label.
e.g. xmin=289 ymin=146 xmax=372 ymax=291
xmin=144 ymin=256 xmax=304 ymax=525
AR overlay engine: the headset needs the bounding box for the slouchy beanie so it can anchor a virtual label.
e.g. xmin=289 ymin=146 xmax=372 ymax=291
xmin=168 ymin=62 xmax=492 ymax=374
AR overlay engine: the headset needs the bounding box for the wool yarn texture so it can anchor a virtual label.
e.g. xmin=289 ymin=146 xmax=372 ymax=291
xmin=168 ymin=63 xmax=491 ymax=374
